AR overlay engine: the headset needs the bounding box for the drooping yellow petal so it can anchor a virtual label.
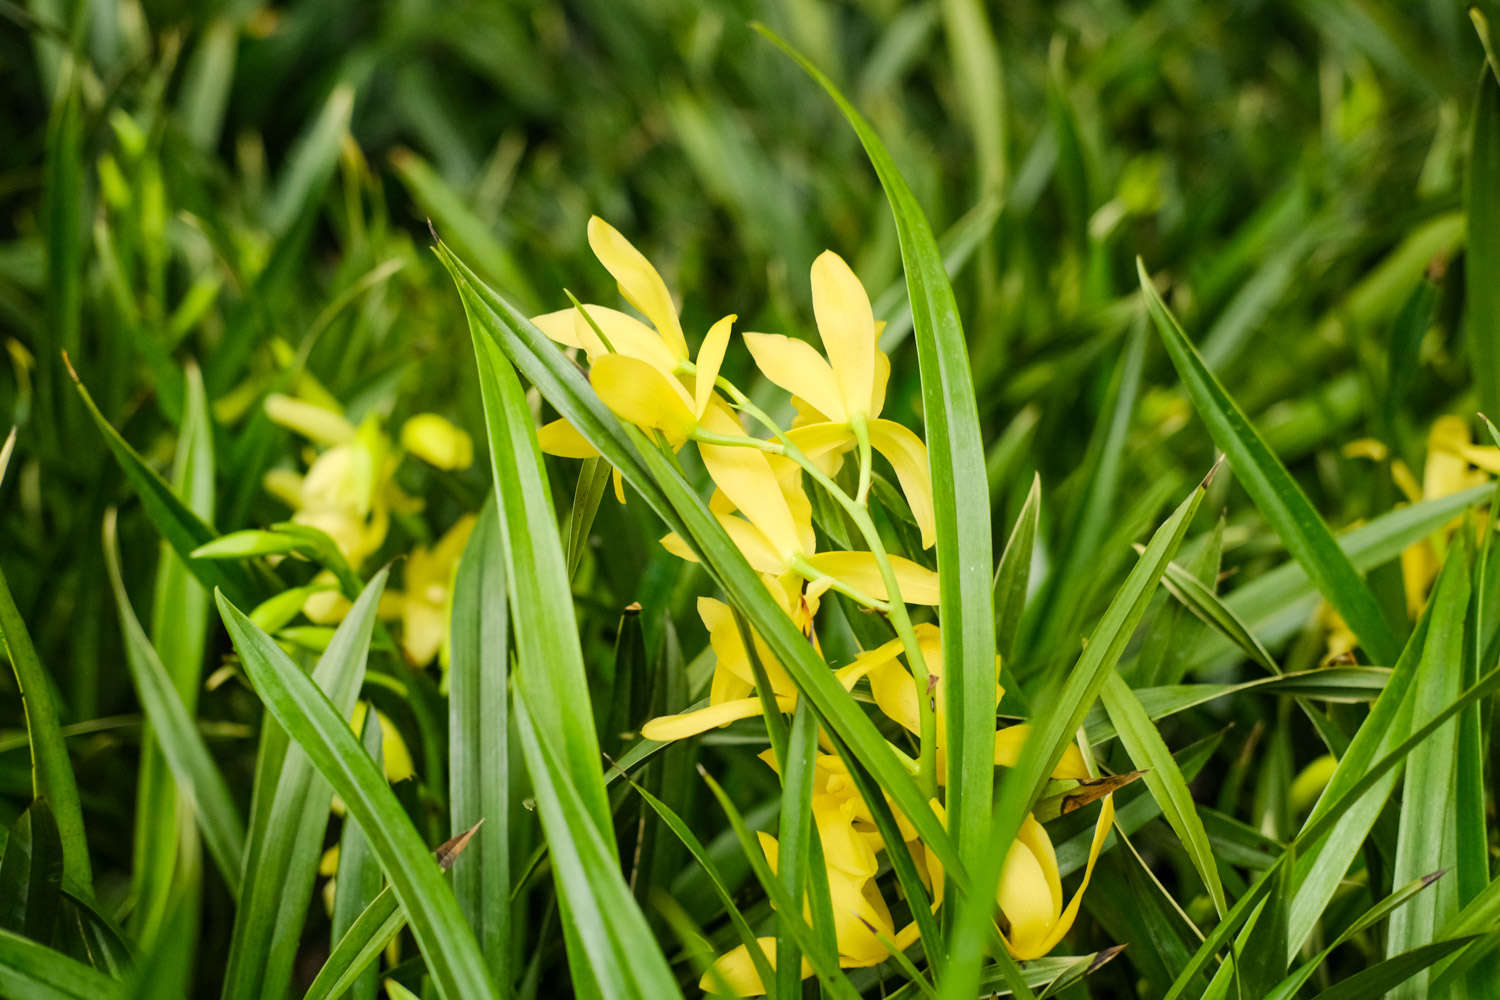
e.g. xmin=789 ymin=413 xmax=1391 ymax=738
xmin=589 ymin=354 xmax=697 ymax=436
xmin=586 ymin=216 xmax=688 ymax=360
xmin=714 ymin=515 xmax=787 ymax=575
xmin=695 ymin=314 xmax=735 ymax=417
xmin=868 ymin=419 xmax=935 ymax=549
xmin=996 ymin=824 xmax=1060 ymax=959
xmin=698 ymin=404 xmax=804 ymax=561
xmin=536 ymin=418 xmax=601 ymax=459
xmin=639 ymin=695 xmax=794 ymax=742
xmin=1028 ymin=794 xmax=1115 ymax=957
xmin=801 ymin=550 xmax=940 ymax=605
xmin=814 ymin=793 xmax=878 ymax=880
xmin=810 ymin=251 xmax=876 ymax=420
xmin=743 ymin=332 xmax=846 ymax=423
xmin=531 ymin=308 xmax=594 ymax=351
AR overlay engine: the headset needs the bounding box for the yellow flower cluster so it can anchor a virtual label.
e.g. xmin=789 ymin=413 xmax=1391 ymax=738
xmin=262 ymin=377 xmax=476 ymax=669
xmin=534 ymin=219 xmax=1116 ymax=992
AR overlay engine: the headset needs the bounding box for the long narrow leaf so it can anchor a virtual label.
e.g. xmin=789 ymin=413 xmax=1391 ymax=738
xmin=753 ymin=19 xmax=997 ymax=890
xmin=217 ymin=584 xmax=497 ymax=1000
xmin=103 ymin=510 xmax=244 ymax=896
xmin=1138 ymin=260 xmax=1399 ymax=665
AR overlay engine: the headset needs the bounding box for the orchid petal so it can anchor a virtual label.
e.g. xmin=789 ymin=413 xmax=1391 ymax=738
xmin=589 ymin=354 xmax=697 ymax=436
xmin=811 ymin=251 xmax=876 ymax=420
xmin=743 ymin=332 xmax=846 ymax=423
xmin=586 ymin=216 xmax=688 ymax=359
xmin=639 ymin=695 xmax=794 ymax=742
xmin=536 ymin=417 xmax=601 ymax=459
xmin=801 ymin=550 xmax=940 ymax=605
xmin=695 ymin=314 xmax=735 ymax=417
xmin=868 ymin=419 xmax=935 ymax=549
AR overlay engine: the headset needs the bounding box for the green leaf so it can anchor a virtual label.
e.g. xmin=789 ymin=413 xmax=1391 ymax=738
xmin=512 ymin=691 xmax=681 ymax=999
xmin=0 ymin=928 xmax=125 ymax=1000
xmin=1467 ymin=64 xmax=1500 ymax=417
xmin=1385 ymin=549 xmax=1469 ymax=997
xmin=1264 ymin=872 xmax=1447 ymax=1000
xmin=1164 ymin=654 xmax=1500 ymax=999
xmin=133 ymin=362 xmax=216 ymax=941
xmin=753 ymin=18 xmax=998 ymax=925
xmin=1137 ymin=259 xmax=1400 ymax=665
xmin=1308 ymin=939 xmax=1480 ymax=1000
xmin=994 ymin=474 xmax=1040 ymax=667
xmin=947 ymin=476 xmax=1206 ymax=1000
xmin=69 ymin=367 xmax=263 ymax=607
xmin=217 ymin=582 xmax=498 ymax=1000
xmin=1189 ymin=484 xmax=1494 ymax=671
xmin=266 ymin=84 xmax=354 ymax=237
xmin=0 ymin=558 xmax=90 ymax=892
xmin=448 ymin=495 xmax=510 ymax=977
xmin=1100 ymin=672 xmax=1227 ymax=917
xmin=103 ymin=510 xmax=245 ymax=898
xmin=464 ymin=299 xmax=613 ymax=840
xmin=218 ymin=571 xmax=389 ymax=1000
xmin=307 ymin=826 xmax=478 ymax=1000
xmin=329 ymin=710 xmax=386 ymax=1000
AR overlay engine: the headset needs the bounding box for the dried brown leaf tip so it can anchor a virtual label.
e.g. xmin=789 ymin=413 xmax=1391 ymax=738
xmin=1061 ymin=770 xmax=1147 ymax=815
xmin=435 ymin=819 xmax=484 ymax=870
xmin=1086 ymin=944 xmax=1128 ymax=975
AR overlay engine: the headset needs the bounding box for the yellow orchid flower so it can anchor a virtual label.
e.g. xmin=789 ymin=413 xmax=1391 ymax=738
xmin=916 ymin=797 xmax=1114 ymax=961
xmin=659 ymin=403 xmax=940 ymax=608
xmin=745 ymin=251 xmax=935 ymax=548
xmin=529 ymin=217 xmax=735 ymax=497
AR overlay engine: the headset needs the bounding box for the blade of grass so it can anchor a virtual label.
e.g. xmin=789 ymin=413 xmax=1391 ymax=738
xmin=1384 ymin=548 xmax=1469 ymax=997
xmin=103 ymin=510 xmax=244 ymax=897
xmin=1100 ymin=672 xmax=1227 ymax=917
xmin=0 ymin=559 xmax=90 ymax=892
xmin=512 ymin=691 xmax=681 ymax=999
xmin=0 ymin=928 xmax=124 ymax=1000
xmin=218 ymin=582 xmax=498 ymax=1000
xmin=448 ymin=494 xmax=510 ymax=979
xmin=994 ymin=474 xmax=1040 ymax=667
xmin=466 ymin=303 xmax=612 ymax=839
xmin=753 ymin=19 xmax=998 ymax=931
xmin=218 ymin=571 xmax=388 ymax=1000
xmin=1163 ymin=652 xmax=1500 ymax=1000
xmin=1307 ymin=938 xmax=1480 ymax=1000
xmin=1138 ymin=259 xmax=1400 ymax=665
xmin=68 ymin=365 xmax=262 ymax=606
xmin=329 ymin=710 xmax=386 ymax=1000
xmin=132 ymin=362 xmax=215 ymax=941
xmin=1467 ymin=63 xmax=1500 ymax=417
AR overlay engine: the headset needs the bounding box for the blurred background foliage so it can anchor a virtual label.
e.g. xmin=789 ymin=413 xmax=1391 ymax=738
xmin=1 ymin=0 xmax=1497 ymax=994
